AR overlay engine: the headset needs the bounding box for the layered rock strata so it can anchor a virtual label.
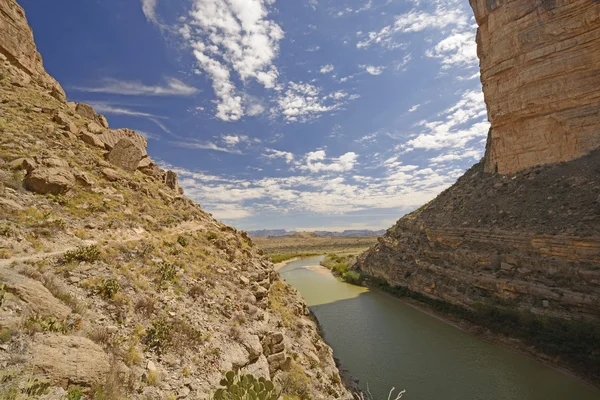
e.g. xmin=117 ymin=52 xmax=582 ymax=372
xmin=471 ymin=0 xmax=600 ymax=174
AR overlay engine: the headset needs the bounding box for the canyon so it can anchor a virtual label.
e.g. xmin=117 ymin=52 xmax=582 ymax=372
xmin=355 ymin=0 xmax=600 ymax=383
xmin=0 ymin=0 xmax=352 ymax=398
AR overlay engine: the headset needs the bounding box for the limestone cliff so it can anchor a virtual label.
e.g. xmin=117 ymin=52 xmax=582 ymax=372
xmin=355 ymin=0 xmax=600 ymax=383
xmin=0 ymin=1 xmax=352 ymax=398
xmin=473 ymin=0 xmax=600 ymax=174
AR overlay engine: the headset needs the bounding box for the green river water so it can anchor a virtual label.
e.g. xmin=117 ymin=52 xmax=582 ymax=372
xmin=278 ymin=256 xmax=600 ymax=400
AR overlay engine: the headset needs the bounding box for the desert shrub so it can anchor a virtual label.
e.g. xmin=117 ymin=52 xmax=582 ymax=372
xmin=65 ymin=388 xmax=84 ymax=400
xmin=143 ymin=318 xmax=172 ymax=354
xmin=24 ymin=315 xmax=67 ymax=335
xmin=134 ymin=296 xmax=156 ymax=316
xmin=279 ymin=361 xmax=311 ymax=399
xmin=60 ymin=245 xmax=100 ymax=264
xmin=189 ymin=283 xmax=205 ymax=299
xmin=343 ymin=271 xmax=362 ymax=285
xmin=206 ymin=232 xmax=218 ymax=241
xmin=157 ymin=261 xmax=177 ymax=286
xmin=0 ymin=283 xmax=5 ymax=306
xmin=177 ymin=235 xmax=189 ymax=247
xmin=212 ymin=371 xmax=277 ymax=400
xmin=94 ymin=277 xmax=120 ymax=299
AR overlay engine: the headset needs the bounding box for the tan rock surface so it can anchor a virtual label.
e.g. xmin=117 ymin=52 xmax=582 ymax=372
xmin=107 ymin=138 xmax=144 ymax=172
xmin=470 ymin=0 xmax=600 ymax=174
xmin=31 ymin=334 xmax=111 ymax=387
xmin=24 ymin=166 xmax=76 ymax=195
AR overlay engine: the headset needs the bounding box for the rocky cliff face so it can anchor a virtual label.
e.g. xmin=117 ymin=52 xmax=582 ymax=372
xmin=0 ymin=1 xmax=351 ymax=398
xmin=473 ymin=0 xmax=600 ymax=174
xmin=356 ymin=0 xmax=600 ymax=382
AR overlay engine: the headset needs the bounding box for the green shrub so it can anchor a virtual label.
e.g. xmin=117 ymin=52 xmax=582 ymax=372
xmin=65 ymin=388 xmax=84 ymax=400
xmin=24 ymin=315 xmax=68 ymax=334
xmin=157 ymin=261 xmax=177 ymax=286
xmin=60 ymin=245 xmax=100 ymax=264
xmin=206 ymin=232 xmax=218 ymax=241
xmin=144 ymin=318 xmax=172 ymax=354
xmin=177 ymin=235 xmax=189 ymax=247
xmin=212 ymin=371 xmax=277 ymax=400
xmin=94 ymin=277 xmax=120 ymax=299
xmin=342 ymin=271 xmax=362 ymax=285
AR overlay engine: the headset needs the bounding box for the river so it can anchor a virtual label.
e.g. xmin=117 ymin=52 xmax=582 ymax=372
xmin=278 ymin=256 xmax=600 ymax=400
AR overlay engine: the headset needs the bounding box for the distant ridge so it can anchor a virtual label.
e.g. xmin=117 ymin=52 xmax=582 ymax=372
xmin=249 ymin=229 xmax=386 ymax=238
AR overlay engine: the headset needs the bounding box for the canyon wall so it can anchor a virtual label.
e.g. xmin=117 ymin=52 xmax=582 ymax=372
xmin=356 ymin=0 xmax=600 ymax=380
xmin=472 ymin=0 xmax=600 ymax=174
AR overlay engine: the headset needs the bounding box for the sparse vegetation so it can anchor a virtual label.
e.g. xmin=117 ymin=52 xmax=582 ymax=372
xmin=24 ymin=315 xmax=68 ymax=335
xmin=59 ymin=245 xmax=101 ymax=264
xmin=94 ymin=277 xmax=121 ymax=300
xmin=321 ymin=254 xmax=362 ymax=285
xmin=211 ymin=371 xmax=277 ymax=400
xmin=157 ymin=261 xmax=177 ymax=286
xmin=269 ymin=253 xmax=319 ymax=264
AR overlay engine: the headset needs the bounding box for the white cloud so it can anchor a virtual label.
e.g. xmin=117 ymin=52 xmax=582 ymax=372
xmin=361 ymin=65 xmax=385 ymax=75
xmin=403 ymin=89 xmax=490 ymax=151
xmin=89 ymin=103 xmax=160 ymax=118
xmin=74 ymin=78 xmax=198 ymax=96
xmin=264 ymin=148 xmax=294 ymax=163
xmin=183 ymin=0 xmax=284 ymax=121
xmin=426 ymin=30 xmax=478 ymax=68
xmin=429 ymin=148 xmax=482 ymax=163
xmin=408 ymin=104 xmax=420 ymax=112
xmin=171 ymin=139 xmax=243 ymax=154
xmin=276 ymin=82 xmax=354 ymax=123
xmin=300 ymin=150 xmax=358 ymax=173
xmin=141 ymin=0 xmax=159 ymax=25
xmin=320 ymin=64 xmax=334 ymax=74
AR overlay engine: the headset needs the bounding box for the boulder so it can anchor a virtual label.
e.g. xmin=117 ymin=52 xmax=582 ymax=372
xmin=10 ymin=157 xmax=36 ymax=172
xmin=164 ymin=170 xmax=179 ymax=191
xmin=24 ymin=167 xmax=75 ymax=195
xmin=53 ymin=111 xmax=77 ymax=134
xmin=50 ymin=86 xmax=66 ymax=102
xmin=101 ymin=168 xmax=122 ymax=182
xmin=87 ymin=121 xmax=104 ymax=134
xmin=75 ymin=102 xmax=96 ymax=120
xmin=107 ymin=138 xmax=144 ymax=172
xmin=0 ymin=269 xmax=71 ymax=319
xmin=42 ymin=124 xmax=54 ymax=135
xmin=97 ymin=114 xmax=109 ymax=128
xmin=31 ymin=334 xmax=110 ymax=387
xmin=79 ymin=130 xmax=105 ymax=148
xmin=97 ymin=128 xmax=147 ymax=156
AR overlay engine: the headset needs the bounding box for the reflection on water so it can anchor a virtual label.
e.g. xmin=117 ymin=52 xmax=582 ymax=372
xmin=279 ymin=256 xmax=600 ymax=400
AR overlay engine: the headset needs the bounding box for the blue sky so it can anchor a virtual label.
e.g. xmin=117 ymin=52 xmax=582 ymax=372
xmin=21 ymin=0 xmax=489 ymax=231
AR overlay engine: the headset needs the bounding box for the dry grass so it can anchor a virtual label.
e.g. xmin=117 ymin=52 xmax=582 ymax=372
xmin=254 ymin=235 xmax=377 ymax=258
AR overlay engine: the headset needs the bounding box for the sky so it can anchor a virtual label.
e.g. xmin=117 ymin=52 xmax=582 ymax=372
xmin=21 ymin=0 xmax=489 ymax=232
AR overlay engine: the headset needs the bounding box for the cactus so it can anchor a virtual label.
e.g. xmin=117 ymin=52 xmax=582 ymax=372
xmin=212 ymin=371 xmax=278 ymax=400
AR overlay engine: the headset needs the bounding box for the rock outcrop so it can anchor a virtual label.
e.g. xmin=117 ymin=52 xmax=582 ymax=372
xmin=0 ymin=1 xmax=351 ymax=398
xmin=356 ymin=0 xmax=600 ymax=383
xmin=472 ymin=0 xmax=600 ymax=174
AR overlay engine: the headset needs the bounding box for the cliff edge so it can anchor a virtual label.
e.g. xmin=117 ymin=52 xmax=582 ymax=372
xmin=0 ymin=1 xmax=352 ymax=398
xmin=356 ymin=0 xmax=600 ymax=383
xmin=473 ymin=0 xmax=600 ymax=174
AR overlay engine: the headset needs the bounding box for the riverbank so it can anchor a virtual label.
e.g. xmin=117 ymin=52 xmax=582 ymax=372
xmin=278 ymin=256 xmax=600 ymax=399
xmin=281 ymin=255 xmax=600 ymax=391
xmin=362 ymin=280 xmax=600 ymax=390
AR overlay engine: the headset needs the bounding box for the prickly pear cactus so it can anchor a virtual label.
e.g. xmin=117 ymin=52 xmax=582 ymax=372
xmin=212 ymin=371 xmax=278 ymax=400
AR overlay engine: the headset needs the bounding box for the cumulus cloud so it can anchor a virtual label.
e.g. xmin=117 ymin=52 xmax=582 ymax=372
xmin=74 ymin=78 xmax=198 ymax=96
xmin=300 ymin=150 xmax=358 ymax=173
xmin=320 ymin=64 xmax=334 ymax=74
xmin=182 ymin=0 xmax=284 ymax=121
xmin=361 ymin=65 xmax=385 ymax=75
xmin=426 ymin=31 xmax=478 ymax=68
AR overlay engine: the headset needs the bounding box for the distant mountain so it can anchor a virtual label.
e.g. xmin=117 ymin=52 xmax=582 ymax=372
xmin=248 ymin=229 xmax=295 ymax=237
xmin=249 ymin=229 xmax=385 ymax=238
xmin=314 ymin=229 xmax=386 ymax=237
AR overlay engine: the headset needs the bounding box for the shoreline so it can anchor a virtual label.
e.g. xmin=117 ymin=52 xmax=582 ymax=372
xmin=273 ymin=257 xmax=300 ymax=271
xmin=369 ymin=287 xmax=600 ymax=391
xmin=278 ymin=257 xmax=600 ymax=391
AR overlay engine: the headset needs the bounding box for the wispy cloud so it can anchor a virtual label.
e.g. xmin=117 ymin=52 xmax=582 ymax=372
xmin=88 ymin=103 xmax=161 ymax=118
xmin=171 ymin=139 xmax=244 ymax=154
xmin=74 ymin=78 xmax=198 ymax=96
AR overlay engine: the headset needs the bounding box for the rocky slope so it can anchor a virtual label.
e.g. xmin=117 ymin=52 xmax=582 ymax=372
xmin=355 ymin=0 xmax=600 ymax=382
xmin=0 ymin=1 xmax=352 ymax=399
